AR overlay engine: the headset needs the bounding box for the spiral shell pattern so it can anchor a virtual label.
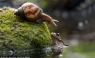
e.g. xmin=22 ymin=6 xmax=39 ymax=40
xmin=21 ymin=2 xmax=42 ymax=20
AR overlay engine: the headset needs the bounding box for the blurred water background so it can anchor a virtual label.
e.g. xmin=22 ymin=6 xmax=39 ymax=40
xmin=0 ymin=0 xmax=95 ymax=58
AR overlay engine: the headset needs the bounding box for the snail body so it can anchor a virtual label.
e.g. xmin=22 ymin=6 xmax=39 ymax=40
xmin=14 ymin=2 xmax=58 ymax=26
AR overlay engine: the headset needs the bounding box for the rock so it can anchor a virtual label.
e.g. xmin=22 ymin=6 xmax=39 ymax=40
xmin=0 ymin=7 xmax=51 ymax=50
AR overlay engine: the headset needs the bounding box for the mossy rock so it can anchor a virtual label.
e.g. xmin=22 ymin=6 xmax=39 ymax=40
xmin=0 ymin=7 xmax=51 ymax=50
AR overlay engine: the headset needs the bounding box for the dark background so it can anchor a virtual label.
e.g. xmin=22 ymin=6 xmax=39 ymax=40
xmin=0 ymin=0 xmax=95 ymax=58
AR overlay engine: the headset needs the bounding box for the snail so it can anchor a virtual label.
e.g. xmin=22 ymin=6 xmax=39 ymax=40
xmin=14 ymin=2 xmax=58 ymax=26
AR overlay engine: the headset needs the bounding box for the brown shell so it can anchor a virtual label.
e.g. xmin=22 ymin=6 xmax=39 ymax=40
xmin=21 ymin=2 xmax=43 ymax=20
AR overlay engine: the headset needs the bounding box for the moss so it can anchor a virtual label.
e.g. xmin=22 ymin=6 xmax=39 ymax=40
xmin=0 ymin=7 xmax=51 ymax=50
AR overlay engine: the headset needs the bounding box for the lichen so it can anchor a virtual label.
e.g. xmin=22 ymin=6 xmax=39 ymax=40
xmin=0 ymin=7 xmax=51 ymax=50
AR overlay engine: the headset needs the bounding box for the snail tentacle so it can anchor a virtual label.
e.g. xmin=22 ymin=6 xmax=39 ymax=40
xmin=40 ymin=13 xmax=58 ymax=26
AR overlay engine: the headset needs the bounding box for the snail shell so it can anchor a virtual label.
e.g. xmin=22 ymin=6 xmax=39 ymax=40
xmin=14 ymin=2 xmax=43 ymax=20
xmin=14 ymin=2 xmax=58 ymax=26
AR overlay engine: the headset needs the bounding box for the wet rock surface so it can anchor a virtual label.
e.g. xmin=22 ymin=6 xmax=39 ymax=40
xmin=0 ymin=7 xmax=51 ymax=51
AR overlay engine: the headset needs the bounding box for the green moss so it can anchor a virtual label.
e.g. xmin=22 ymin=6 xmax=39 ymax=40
xmin=0 ymin=7 xmax=51 ymax=50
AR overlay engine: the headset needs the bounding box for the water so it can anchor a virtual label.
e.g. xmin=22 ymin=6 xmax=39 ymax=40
xmin=0 ymin=47 xmax=52 ymax=57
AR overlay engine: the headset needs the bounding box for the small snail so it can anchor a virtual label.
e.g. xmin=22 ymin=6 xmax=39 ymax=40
xmin=14 ymin=2 xmax=58 ymax=26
